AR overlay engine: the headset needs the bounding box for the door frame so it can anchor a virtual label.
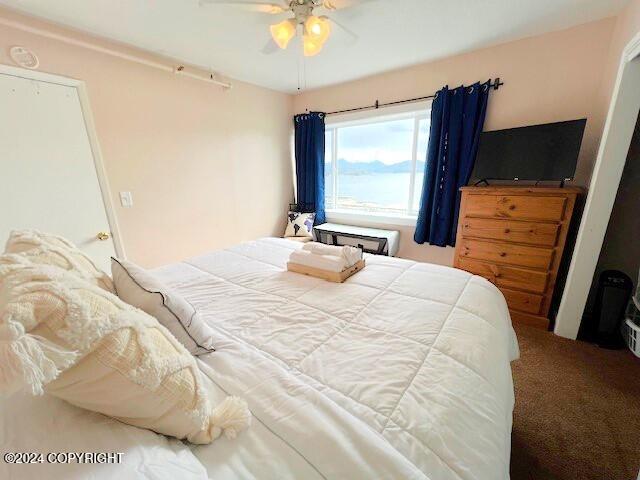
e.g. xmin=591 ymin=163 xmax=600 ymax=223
xmin=0 ymin=64 xmax=126 ymax=258
xmin=554 ymin=31 xmax=640 ymax=339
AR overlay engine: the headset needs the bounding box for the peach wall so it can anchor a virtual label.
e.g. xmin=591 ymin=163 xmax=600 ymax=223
xmin=598 ymin=0 xmax=640 ymax=113
xmin=0 ymin=8 xmax=294 ymax=268
xmin=293 ymin=18 xmax=617 ymax=265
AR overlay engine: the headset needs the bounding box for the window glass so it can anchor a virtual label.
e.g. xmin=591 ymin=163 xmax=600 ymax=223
xmin=412 ymin=118 xmax=431 ymax=213
xmin=324 ymin=130 xmax=334 ymax=210
xmin=325 ymin=107 xmax=430 ymax=217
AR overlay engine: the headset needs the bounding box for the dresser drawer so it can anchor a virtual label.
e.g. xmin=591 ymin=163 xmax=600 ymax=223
xmin=464 ymin=195 xmax=567 ymax=221
xmin=458 ymin=238 xmax=554 ymax=270
xmin=457 ymin=258 xmax=549 ymax=294
xmin=502 ymin=288 xmax=543 ymax=315
xmin=460 ymin=217 xmax=559 ymax=247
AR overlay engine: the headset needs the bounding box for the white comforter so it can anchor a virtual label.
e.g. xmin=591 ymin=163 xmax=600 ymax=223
xmin=154 ymin=238 xmax=519 ymax=480
xmin=0 ymin=392 xmax=207 ymax=480
xmin=0 ymin=238 xmax=518 ymax=480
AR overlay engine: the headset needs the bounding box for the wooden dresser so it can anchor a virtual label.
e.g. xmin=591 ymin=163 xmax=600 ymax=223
xmin=453 ymin=186 xmax=581 ymax=329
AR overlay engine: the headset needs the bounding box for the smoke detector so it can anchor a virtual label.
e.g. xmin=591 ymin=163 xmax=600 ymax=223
xmin=9 ymin=46 xmax=39 ymax=69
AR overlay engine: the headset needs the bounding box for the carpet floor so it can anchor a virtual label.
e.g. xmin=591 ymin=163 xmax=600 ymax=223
xmin=510 ymin=324 xmax=640 ymax=480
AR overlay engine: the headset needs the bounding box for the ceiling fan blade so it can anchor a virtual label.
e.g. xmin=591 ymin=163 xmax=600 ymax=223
xmin=322 ymin=0 xmax=377 ymax=11
xmin=261 ymin=38 xmax=281 ymax=55
xmin=199 ymin=0 xmax=287 ymax=14
xmin=329 ymin=17 xmax=358 ymax=45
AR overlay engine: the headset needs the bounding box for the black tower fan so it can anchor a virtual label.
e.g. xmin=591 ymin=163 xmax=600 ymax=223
xmin=592 ymin=270 xmax=633 ymax=349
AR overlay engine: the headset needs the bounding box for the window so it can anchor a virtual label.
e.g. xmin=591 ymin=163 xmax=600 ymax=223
xmin=325 ymin=103 xmax=431 ymax=220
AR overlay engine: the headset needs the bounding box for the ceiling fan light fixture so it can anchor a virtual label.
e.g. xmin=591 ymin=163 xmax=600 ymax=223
xmin=303 ymin=34 xmax=323 ymax=57
xmin=304 ymin=15 xmax=331 ymax=44
xmin=270 ymin=19 xmax=296 ymax=49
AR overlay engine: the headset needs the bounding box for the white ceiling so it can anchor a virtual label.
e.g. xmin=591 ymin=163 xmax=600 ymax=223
xmin=0 ymin=0 xmax=629 ymax=93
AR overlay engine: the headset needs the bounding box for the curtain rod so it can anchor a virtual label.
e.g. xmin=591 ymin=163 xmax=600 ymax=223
xmin=324 ymin=77 xmax=504 ymax=116
xmin=0 ymin=16 xmax=233 ymax=89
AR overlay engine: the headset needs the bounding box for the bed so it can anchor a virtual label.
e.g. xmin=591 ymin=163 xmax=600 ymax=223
xmin=0 ymin=237 xmax=519 ymax=480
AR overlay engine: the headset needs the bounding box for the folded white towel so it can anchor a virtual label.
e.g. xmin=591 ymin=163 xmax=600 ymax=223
xmin=289 ymin=250 xmax=348 ymax=273
xmin=302 ymin=242 xmax=363 ymax=267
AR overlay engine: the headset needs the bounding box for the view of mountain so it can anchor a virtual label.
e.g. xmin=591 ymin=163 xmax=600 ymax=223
xmin=328 ymin=159 xmax=426 ymax=175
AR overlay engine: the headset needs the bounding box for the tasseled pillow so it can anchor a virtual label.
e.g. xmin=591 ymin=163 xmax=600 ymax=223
xmin=4 ymin=229 xmax=114 ymax=293
xmin=0 ymin=257 xmax=250 ymax=444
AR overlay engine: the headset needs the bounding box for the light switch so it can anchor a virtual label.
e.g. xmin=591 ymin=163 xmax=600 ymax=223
xmin=119 ymin=191 xmax=133 ymax=208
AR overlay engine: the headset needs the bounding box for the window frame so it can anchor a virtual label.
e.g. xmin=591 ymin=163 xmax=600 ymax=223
xmin=324 ymin=100 xmax=432 ymax=226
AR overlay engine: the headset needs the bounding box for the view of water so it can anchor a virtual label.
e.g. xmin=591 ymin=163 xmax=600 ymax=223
xmin=323 ymin=113 xmax=430 ymax=216
xmin=326 ymin=173 xmax=423 ymax=214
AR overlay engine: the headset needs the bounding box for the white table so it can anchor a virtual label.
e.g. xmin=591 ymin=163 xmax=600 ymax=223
xmin=313 ymin=223 xmax=400 ymax=257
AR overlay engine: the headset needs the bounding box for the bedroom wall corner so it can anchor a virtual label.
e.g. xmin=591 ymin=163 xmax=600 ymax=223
xmin=0 ymin=7 xmax=295 ymax=268
xmin=596 ymin=0 xmax=640 ymax=127
xmin=555 ymin=0 xmax=640 ymax=338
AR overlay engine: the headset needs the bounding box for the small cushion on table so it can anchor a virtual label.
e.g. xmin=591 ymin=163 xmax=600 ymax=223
xmin=284 ymin=211 xmax=315 ymax=238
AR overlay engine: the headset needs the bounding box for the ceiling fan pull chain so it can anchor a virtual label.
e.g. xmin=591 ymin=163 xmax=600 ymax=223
xmin=297 ymin=49 xmax=301 ymax=91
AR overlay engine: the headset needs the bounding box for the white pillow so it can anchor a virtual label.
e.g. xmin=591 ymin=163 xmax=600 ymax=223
xmin=284 ymin=211 xmax=315 ymax=238
xmin=4 ymin=229 xmax=114 ymax=292
xmin=0 ymin=259 xmax=250 ymax=444
xmin=111 ymin=258 xmax=216 ymax=356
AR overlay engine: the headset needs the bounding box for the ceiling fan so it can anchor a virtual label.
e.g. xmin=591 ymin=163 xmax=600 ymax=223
xmin=200 ymin=0 xmax=371 ymax=57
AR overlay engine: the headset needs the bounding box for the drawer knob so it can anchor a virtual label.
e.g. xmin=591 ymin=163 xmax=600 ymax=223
xmin=504 ymin=228 xmax=510 ymax=234
xmin=509 ymin=205 xmax=516 ymax=210
xmin=499 ymin=252 xmax=507 ymax=257
xmin=495 ymin=273 xmax=502 ymax=278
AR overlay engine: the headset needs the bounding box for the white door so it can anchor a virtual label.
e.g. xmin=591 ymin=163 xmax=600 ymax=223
xmin=0 ymin=69 xmax=117 ymax=271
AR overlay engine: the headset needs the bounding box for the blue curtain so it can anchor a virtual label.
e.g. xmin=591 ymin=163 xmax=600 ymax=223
xmin=414 ymin=81 xmax=490 ymax=247
xmin=294 ymin=112 xmax=326 ymax=224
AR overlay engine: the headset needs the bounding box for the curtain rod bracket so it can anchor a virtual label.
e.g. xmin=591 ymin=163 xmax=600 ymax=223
xmin=493 ymin=77 xmax=504 ymax=90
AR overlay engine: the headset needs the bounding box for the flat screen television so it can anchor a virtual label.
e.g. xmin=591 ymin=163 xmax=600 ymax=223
xmin=471 ymin=119 xmax=586 ymax=182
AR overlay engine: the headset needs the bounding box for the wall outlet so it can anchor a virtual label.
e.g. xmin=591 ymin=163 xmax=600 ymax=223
xmin=119 ymin=191 xmax=133 ymax=208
